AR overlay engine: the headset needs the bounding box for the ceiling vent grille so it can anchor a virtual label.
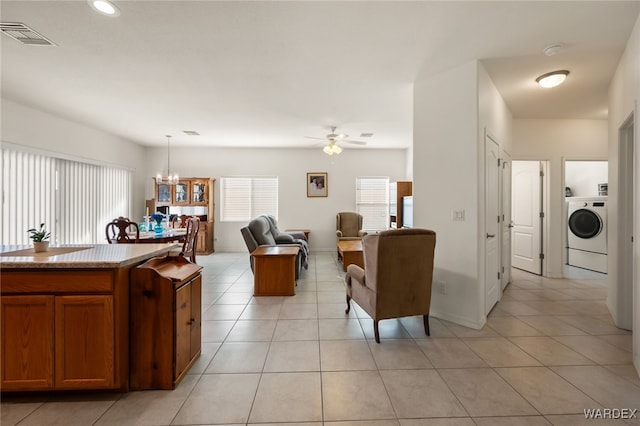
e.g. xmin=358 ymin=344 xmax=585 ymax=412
xmin=0 ymin=22 xmax=56 ymax=46
xmin=183 ymin=130 xmax=200 ymax=136
xmin=360 ymin=133 xmax=374 ymax=138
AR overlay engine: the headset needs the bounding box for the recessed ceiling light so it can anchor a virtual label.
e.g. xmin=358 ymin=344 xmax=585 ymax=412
xmin=536 ymin=70 xmax=569 ymax=88
xmin=88 ymin=0 xmax=120 ymax=17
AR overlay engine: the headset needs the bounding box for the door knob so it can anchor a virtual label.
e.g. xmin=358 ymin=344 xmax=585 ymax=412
xmin=508 ymin=224 xmax=514 ymax=228
xmin=486 ymin=233 xmax=495 ymax=238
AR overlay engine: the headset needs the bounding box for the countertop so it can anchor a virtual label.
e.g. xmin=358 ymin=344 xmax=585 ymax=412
xmin=0 ymin=243 xmax=179 ymax=269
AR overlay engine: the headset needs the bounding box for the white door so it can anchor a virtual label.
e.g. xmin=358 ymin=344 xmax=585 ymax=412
xmin=485 ymin=135 xmax=500 ymax=314
xmin=512 ymin=161 xmax=542 ymax=275
xmin=501 ymin=153 xmax=512 ymax=290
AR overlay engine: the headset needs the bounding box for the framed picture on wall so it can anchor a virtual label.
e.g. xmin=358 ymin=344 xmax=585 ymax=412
xmin=307 ymin=172 xmax=328 ymax=197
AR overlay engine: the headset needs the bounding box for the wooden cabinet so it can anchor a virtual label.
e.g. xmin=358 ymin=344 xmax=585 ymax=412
xmin=389 ymin=181 xmax=412 ymax=228
xmin=151 ymin=177 xmax=215 ymax=254
xmin=130 ymin=255 xmax=203 ymax=390
xmin=0 ymin=269 xmax=128 ymax=392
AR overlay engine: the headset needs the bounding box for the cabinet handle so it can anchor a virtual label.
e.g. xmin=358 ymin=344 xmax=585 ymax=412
xmin=486 ymin=233 xmax=495 ymax=239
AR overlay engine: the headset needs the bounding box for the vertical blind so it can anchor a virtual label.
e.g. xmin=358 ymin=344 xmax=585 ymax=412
xmin=220 ymin=176 xmax=278 ymax=221
xmin=1 ymin=147 xmax=131 ymax=245
xmin=356 ymin=176 xmax=390 ymax=232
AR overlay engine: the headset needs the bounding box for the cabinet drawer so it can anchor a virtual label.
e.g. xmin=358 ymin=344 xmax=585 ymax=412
xmin=1 ymin=271 xmax=114 ymax=294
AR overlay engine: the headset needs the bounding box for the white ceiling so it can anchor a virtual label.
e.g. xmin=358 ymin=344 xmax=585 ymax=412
xmin=2 ymin=1 xmax=639 ymax=150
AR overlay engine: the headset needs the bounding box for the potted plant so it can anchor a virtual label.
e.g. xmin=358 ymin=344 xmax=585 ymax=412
xmin=27 ymin=223 xmax=51 ymax=252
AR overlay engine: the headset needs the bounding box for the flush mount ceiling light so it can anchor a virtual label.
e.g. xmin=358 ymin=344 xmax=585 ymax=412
xmin=536 ymin=70 xmax=570 ymax=88
xmin=88 ymin=0 xmax=120 ymax=17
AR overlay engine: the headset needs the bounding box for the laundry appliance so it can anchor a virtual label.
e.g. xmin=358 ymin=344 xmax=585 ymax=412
xmin=567 ymin=197 xmax=607 ymax=273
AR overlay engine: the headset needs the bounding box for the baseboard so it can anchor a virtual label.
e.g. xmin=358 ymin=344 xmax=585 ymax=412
xmin=430 ymin=309 xmax=486 ymax=330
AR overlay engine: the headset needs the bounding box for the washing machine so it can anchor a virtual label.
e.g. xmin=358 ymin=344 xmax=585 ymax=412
xmin=567 ymin=197 xmax=607 ymax=273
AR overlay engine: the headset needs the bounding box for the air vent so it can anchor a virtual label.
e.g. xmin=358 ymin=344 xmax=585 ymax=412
xmin=183 ymin=130 xmax=200 ymax=136
xmin=360 ymin=133 xmax=374 ymax=138
xmin=0 ymin=22 xmax=56 ymax=46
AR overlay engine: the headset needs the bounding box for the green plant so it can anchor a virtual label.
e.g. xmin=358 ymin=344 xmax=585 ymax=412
xmin=27 ymin=223 xmax=51 ymax=242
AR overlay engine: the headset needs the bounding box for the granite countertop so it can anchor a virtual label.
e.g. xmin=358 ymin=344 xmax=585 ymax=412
xmin=0 ymin=244 xmax=180 ymax=269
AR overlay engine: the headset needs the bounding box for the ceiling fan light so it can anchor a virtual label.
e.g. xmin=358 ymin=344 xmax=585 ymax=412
xmin=536 ymin=70 xmax=569 ymax=88
xmin=332 ymin=144 xmax=342 ymax=154
xmin=323 ymin=145 xmax=333 ymax=155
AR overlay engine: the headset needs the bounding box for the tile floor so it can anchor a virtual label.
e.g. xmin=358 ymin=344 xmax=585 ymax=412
xmin=2 ymin=253 xmax=639 ymax=425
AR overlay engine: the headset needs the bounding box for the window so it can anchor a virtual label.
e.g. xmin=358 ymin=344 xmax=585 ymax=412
xmin=356 ymin=176 xmax=389 ymax=232
xmin=220 ymin=176 xmax=278 ymax=222
xmin=1 ymin=146 xmax=131 ymax=245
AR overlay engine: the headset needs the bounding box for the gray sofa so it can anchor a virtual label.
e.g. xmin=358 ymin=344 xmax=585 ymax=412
xmin=240 ymin=215 xmax=309 ymax=279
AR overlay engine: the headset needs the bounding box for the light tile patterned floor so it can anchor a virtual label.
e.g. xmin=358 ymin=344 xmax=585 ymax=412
xmin=2 ymin=253 xmax=639 ymax=425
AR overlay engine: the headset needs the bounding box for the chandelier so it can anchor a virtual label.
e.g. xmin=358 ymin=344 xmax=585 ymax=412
xmin=155 ymin=135 xmax=179 ymax=185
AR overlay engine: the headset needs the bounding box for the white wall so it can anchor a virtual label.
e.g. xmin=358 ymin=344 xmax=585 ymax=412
xmin=145 ymin=146 xmax=407 ymax=252
xmin=511 ymin=119 xmax=608 ymax=277
xmin=2 ymin=99 xmax=407 ymax=252
xmin=608 ymin=14 xmax=640 ymax=373
xmin=413 ymin=60 xmax=511 ymax=329
xmin=565 ymin=160 xmax=608 ymax=197
xmin=2 ymin=99 xmax=148 ymax=219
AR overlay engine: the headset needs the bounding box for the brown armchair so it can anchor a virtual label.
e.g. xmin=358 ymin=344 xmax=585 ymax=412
xmin=345 ymin=228 xmax=436 ymax=343
xmin=336 ymin=212 xmax=367 ymax=241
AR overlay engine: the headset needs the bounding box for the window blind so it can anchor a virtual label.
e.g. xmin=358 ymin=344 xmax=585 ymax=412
xmin=220 ymin=176 xmax=278 ymax=222
xmin=1 ymin=147 xmax=131 ymax=245
xmin=356 ymin=176 xmax=390 ymax=232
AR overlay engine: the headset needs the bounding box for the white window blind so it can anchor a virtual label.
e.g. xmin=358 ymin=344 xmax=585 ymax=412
xmin=220 ymin=176 xmax=278 ymax=222
xmin=1 ymin=147 xmax=131 ymax=245
xmin=356 ymin=176 xmax=390 ymax=232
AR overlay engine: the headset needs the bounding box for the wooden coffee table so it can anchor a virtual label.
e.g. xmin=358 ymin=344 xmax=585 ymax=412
xmin=251 ymin=246 xmax=299 ymax=296
xmin=337 ymin=240 xmax=363 ymax=271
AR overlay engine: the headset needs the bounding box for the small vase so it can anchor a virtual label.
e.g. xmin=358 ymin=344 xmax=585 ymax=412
xmin=154 ymin=222 xmax=164 ymax=234
xmin=33 ymin=241 xmax=50 ymax=253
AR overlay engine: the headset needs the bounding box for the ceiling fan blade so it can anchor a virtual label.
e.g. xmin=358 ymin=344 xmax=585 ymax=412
xmin=342 ymin=139 xmax=367 ymax=146
xmin=304 ymin=136 xmax=326 ymax=140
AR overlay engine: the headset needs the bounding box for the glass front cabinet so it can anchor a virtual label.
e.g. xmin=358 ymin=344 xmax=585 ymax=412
xmin=151 ymin=177 xmax=215 ymax=254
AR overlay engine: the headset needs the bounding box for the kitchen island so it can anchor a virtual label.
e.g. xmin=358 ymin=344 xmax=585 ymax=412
xmin=0 ymin=243 xmax=178 ymax=392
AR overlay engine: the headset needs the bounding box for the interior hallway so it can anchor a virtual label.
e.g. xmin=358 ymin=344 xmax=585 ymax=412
xmin=1 ymin=252 xmax=638 ymax=425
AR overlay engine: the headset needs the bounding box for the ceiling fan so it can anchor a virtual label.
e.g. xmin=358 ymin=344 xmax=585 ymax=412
xmin=305 ymin=126 xmax=367 ymax=155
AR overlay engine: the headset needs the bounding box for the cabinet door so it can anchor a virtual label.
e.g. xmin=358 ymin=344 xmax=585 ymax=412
xmin=173 ymin=181 xmax=190 ymax=205
xmin=174 ymin=276 xmax=202 ymax=379
xmin=174 ymin=284 xmax=191 ymax=378
xmin=1 ymin=296 xmax=54 ymax=391
xmin=189 ymin=276 xmax=202 ymax=360
xmin=190 ymin=180 xmax=208 ymax=206
xmin=156 ymin=183 xmax=171 ymax=205
xmin=196 ymin=222 xmax=207 ymax=254
xmin=55 ymin=295 xmax=114 ymax=389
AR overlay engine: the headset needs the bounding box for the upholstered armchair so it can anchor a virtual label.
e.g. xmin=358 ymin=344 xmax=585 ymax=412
xmin=263 ymin=215 xmax=309 ymax=269
xmin=240 ymin=215 xmax=307 ymax=279
xmin=344 ymin=228 xmax=436 ymax=343
xmin=336 ymin=212 xmax=367 ymax=241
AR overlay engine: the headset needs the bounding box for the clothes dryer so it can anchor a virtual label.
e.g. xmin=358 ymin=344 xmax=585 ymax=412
xmin=567 ymin=197 xmax=607 ymax=273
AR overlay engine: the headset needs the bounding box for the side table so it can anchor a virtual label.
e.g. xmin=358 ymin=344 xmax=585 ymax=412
xmin=251 ymin=246 xmax=299 ymax=296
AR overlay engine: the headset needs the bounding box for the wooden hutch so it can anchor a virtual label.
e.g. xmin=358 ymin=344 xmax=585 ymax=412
xmin=148 ymin=177 xmax=215 ymax=254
